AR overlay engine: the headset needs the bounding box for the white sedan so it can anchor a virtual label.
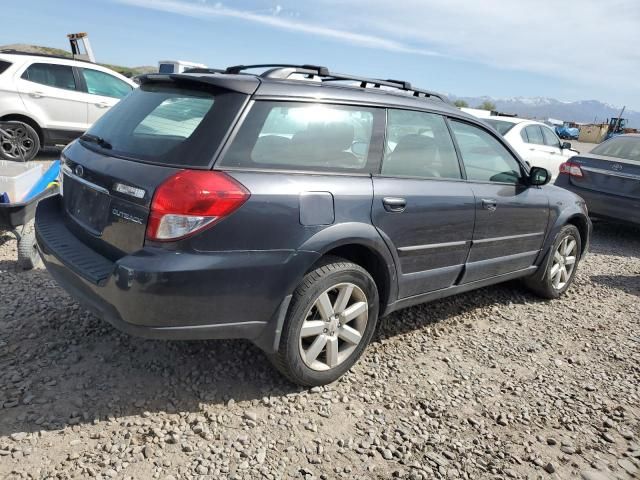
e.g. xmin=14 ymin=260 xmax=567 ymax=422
xmin=481 ymin=116 xmax=577 ymax=179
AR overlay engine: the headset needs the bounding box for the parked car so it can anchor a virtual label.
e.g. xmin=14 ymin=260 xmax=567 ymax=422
xmin=555 ymin=125 xmax=579 ymax=140
xmin=555 ymin=134 xmax=640 ymax=224
xmin=35 ymin=64 xmax=591 ymax=386
xmin=0 ymin=50 xmax=136 ymax=161
xmin=481 ymin=116 xmax=577 ymax=180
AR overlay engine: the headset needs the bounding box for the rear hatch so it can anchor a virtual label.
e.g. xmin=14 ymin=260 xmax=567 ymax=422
xmin=569 ymin=140 xmax=640 ymax=200
xmin=60 ymin=74 xmax=257 ymax=259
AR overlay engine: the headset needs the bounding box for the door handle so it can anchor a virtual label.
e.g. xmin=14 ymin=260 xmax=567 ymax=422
xmin=382 ymin=197 xmax=407 ymax=213
xmin=95 ymin=102 xmax=110 ymax=108
xmin=482 ymin=199 xmax=497 ymax=211
xmin=29 ymin=91 xmax=44 ymax=98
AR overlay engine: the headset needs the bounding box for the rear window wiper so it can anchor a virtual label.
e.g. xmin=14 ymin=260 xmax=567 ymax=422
xmin=80 ymin=133 xmax=113 ymax=150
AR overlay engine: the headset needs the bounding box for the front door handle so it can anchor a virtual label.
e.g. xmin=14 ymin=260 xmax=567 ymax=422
xmin=482 ymin=199 xmax=497 ymax=211
xmin=382 ymin=197 xmax=407 ymax=213
xmin=95 ymin=102 xmax=110 ymax=109
xmin=29 ymin=91 xmax=44 ymax=98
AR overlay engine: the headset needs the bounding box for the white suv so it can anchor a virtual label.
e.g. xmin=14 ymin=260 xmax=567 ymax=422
xmin=0 ymin=51 xmax=136 ymax=160
xmin=480 ymin=116 xmax=577 ymax=180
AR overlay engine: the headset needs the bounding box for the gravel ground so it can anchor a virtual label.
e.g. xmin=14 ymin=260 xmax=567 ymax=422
xmin=0 ymin=220 xmax=639 ymax=480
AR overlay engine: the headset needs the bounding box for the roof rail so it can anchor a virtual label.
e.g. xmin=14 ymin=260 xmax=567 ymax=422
xmin=225 ymin=64 xmax=330 ymax=76
xmin=0 ymin=49 xmax=94 ymax=63
xmin=183 ymin=67 xmax=227 ymax=74
xmin=235 ymin=64 xmax=449 ymax=103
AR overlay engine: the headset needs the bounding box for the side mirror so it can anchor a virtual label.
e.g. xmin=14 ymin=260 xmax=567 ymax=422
xmin=561 ymin=141 xmax=572 ymax=150
xmin=529 ymin=166 xmax=551 ymax=186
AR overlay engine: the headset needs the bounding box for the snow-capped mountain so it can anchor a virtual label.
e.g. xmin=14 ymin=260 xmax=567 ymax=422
xmin=451 ymin=95 xmax=640 ymax=128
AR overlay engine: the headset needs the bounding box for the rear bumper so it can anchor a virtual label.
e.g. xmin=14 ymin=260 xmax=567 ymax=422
xmin=35 ymin=196 xmax=317 ymax=351
xmin=556 ymin=177 xmax=640 ymax=224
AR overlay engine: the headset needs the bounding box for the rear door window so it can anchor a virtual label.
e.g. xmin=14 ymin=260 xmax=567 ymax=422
xmin=80 ymin=82 xmax=247 ymax=167
xmin=381 ymin=109 xmax=461 ymax=179
xmin=81 ymin=68 xmax=133 ymax=98
xmin=220 ymin=101 xmax=379 ymax=172
xmin=21 ymin=63 xmax=77 ymax=91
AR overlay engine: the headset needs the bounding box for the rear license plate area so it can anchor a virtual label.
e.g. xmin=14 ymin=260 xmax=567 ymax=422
xmin=63 ymin=177 xmax=111 ymax=235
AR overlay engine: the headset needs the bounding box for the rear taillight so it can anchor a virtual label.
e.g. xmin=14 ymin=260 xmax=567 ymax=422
xmin=146 ymin=170 xmax=249 ymax=242
xmin=559 ymin=161 xmax=584 ymax=178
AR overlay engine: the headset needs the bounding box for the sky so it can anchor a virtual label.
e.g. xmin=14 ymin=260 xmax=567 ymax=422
xmin=1 ymin=0 xmax=639 ymax=109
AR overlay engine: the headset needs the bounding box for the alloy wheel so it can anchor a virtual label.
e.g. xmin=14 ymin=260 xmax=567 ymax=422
xmin=550 ymin=235 xmax=577 ymax=290
xmin=0 ymin=124 xmax=36 ymax=161
xmin=299 ymin=282 xmax=368 ymax=371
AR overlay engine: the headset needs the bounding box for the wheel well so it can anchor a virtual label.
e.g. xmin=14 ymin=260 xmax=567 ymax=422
xmin=320 ymin=244 xmax=391 ymax=310
xmin=567 ymin=215 xmax=589 ymax=256
xmin=0 ymin=114 xmax=43 ymax=145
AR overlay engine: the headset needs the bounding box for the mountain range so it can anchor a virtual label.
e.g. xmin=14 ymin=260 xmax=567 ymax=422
xmin=450 ymin=95 xmax=639 ymax=128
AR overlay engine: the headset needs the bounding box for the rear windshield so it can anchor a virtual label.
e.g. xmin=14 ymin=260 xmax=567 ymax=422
xmin=220 ymin=101 xmax=379 ymax=173
xmin=483 ymin=119 xmax=515 ymax=136
xmin=0 ymin=60 xmax=11 ymax=75
xmin=591 ymin=136 xmax=640 ymax=163
xmin=81 ymin=83 xmax=246 ymax=167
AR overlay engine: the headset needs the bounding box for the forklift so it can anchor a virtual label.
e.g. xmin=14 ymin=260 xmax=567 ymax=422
xmin=606 ymin=106 xmax=628 ymax=140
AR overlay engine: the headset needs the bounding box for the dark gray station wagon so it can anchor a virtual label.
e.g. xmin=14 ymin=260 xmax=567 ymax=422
xmin=35 ymin=64 xmax=591 ymax=386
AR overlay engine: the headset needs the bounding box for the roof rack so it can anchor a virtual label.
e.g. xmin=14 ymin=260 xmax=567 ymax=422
xmin=224 ymin=63 xmax=449 ymax=103
xmin=0 ymin=49 xmax=94 ymax=63
xmin=183 ymin=67 xmax=227 ymax=74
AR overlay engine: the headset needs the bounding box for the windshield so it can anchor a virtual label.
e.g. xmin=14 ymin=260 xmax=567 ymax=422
xmin=591 ymin=136 xmax=640 ymax=163
xmin=81 ymin=83 xmax=246 ymax=167
xmin=484 ymin=119 xmax=516 ymax=136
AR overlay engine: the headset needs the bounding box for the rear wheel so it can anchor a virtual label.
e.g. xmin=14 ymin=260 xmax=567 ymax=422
xmin=525 ymin=225 xmax=581 ymax=299
xmin=0 ymin=121 xmax=40 ymax=161
xmin=269 ymin=257 xmax=379 ymax=386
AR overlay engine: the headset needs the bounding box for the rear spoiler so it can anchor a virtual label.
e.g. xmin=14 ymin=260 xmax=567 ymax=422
xmin=137 ymin=73 xmax=260 ymax=95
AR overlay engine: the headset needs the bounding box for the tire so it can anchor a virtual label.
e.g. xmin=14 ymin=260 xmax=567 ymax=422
xmin=269 ymin=257 xmax=379 ymax=386
xmin=524 ymin=225 xmax=581 ymax=299
xmin=17 ymin=221 xmax=42 ymax=270
xmin=0 ymin=121 xmax=41 ymax=161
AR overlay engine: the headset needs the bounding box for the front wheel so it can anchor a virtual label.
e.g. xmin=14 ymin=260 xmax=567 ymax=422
xmin=525 ymin=225 xmax=581 ymax=299
xmin=269 ymin=257 xmax=379 ymax=386
xmin=0 ymin=121 xmax=40 ymax=161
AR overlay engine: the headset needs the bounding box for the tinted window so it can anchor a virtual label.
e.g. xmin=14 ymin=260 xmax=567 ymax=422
xmin=450 ymin=120 xmax=522 ymax=184
xmin=524 ymin=125 xmax=544 ymax=145
xmin=221 ymin=102 xmax=376 ymax=172
xmin=591 ymin=136 xmax=640 ymax=162
xmin=541 ymin=127 xmax=560 ymax=148
xmin=82 ymin=83 xmax=246 ymax=167
xmin=81 ymin=69 xmax=132 ymax=99
xmin=158 ymin=63 xmax=175 ymax=74
xmin=0 ymin=60 xmax=11 ymax=75
xmin=22 ymin=63 xmax=76 ymax=90
xmin=484 ymin=119 xmax=515 ymax=136
xmin=381 ymin=109 xmax=461 ymax=179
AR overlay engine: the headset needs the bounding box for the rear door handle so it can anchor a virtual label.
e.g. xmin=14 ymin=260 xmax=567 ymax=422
xmin=482 ymin=199 xmax=497 ymax=211
xmin=382 ymin=197 xmax=407 ymax=213
xmin=29 ymin=91 xmax=44 ymax=98
xmin=95 ymin=102 xmax=110 ymax=108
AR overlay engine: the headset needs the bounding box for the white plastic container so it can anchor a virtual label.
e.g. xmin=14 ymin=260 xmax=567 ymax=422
xmin=0 ymin=161 xmax=43 ymax=203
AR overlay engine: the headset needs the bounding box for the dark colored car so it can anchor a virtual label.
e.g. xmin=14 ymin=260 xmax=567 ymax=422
xmin=555 ymin=134 xmax=640 ymax=224
xmin=35 ymin=64 xmax=591 ymax=386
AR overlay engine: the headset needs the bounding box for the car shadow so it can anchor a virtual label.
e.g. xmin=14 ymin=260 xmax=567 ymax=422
xmin=590 ymin=274 xmax=640 ymax=297
xmin=588 ymin=220 xmax=640 ymax=258
xmin=0 ymin=259 xmax=546 ymax=438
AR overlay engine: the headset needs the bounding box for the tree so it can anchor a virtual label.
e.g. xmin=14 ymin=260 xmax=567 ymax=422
xmin=453 ymin=99 xmax=468 ymax=108
xmin=476 ymin=100 xmax=497 ymax=111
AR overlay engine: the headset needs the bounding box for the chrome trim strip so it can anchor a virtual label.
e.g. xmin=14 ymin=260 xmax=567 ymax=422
xmin=581 ymin=166 xmax=640 ymax=181
xmin=474 ymin=231 xmax=544 ymax=244
xmin=62 ymin=165 xmax=109 ymax=195
xmin=398 ymin=240 xmax=469 ymax=253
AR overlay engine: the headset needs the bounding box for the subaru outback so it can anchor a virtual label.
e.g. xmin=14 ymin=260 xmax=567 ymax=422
xmin=35 ymin=64 xmax=591 ymax=386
